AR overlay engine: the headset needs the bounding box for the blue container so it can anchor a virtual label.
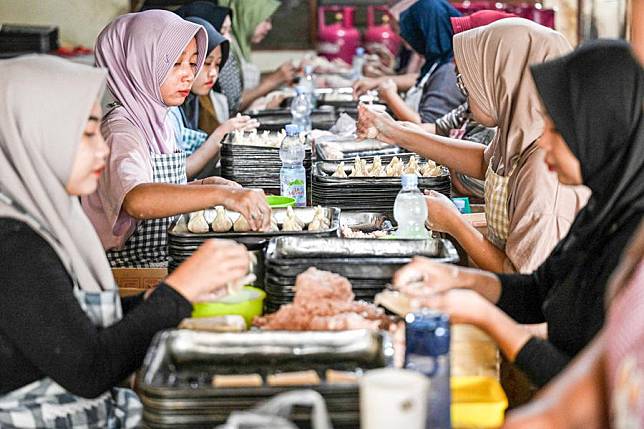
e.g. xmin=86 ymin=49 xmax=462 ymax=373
xmin=405 ymin=311 xmax=451 ymax=429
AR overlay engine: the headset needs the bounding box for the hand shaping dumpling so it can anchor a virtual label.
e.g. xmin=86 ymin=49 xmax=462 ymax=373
xmin=211 ymin=206 xmax=233 ymax=232
xmin=233 ymin=214 xmax=252 ymax=232
xmin=188 ymin=210 xmax=210 ymax=233
xmin=332 ymin=161 xmax=348 ymax=178
xmin=282 ymin=206 xmax=304 ymax=231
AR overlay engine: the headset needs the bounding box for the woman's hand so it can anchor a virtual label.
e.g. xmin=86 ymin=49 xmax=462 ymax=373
xmin=502 ymin=396 xmax=565 ymax=429
xmin=393 ymin=256 xmax=462 ymax=293
xmin=417 ymin=288 xmax=494 ymax=326
xmin=219 ymin=114 xmax=259 ymax=135
xmin=377 ymin=78 xmax=397 ymax=102
xmin=221 ymin=188 xmax=272 ymax=231
xmin=352 ymin=77 xmax=381 ymax=98
xmin=272 ymin=61 xmax=297 ymax=86
xmin=356 ymin=104 xmax=398 ymax=144
xmin=424 ymin=190 xmax=461 ymax=234
xmin=198 ymin=176 xmax=242 ymax=189
xmin=165 ymin=239 xmax=250 ymax=302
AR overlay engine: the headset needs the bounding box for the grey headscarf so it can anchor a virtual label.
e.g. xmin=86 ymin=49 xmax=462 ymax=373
xmin=0 ymin=55 xmax=115 ymax=292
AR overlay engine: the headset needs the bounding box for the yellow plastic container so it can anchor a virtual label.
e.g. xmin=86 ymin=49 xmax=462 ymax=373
xmin=192 ymin=286 xmax=265 ymax=328
xmin=451 ymin=376 xmax=508 ymax=429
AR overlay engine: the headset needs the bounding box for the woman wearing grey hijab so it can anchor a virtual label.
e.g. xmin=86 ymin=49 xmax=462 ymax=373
xmin=0 ymin=55 xmax=250 ymax=428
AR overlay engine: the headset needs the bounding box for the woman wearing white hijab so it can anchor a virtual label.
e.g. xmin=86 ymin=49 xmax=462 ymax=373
xmin=0 ymin=55 xmax=250 ymax=428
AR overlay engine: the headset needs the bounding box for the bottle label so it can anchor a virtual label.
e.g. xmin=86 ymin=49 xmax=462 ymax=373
xmin=281 ymin=169 xmax=307 ymax=207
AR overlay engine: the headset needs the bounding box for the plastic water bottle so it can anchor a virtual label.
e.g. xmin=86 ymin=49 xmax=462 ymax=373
xmin=394 ymin=174 xmax=429 ymax=239
xmin=352 ymin=47 xmax=365 ymax=80
xmin=279 ymin=124 xmax=307 ymax=207
xmin=405 ymin=311 xmax=452 ymax=429
xmin=290 ymin=86 xmax=312 ymax=133
xmin=302 ymin=65 xmax=317 ymax=108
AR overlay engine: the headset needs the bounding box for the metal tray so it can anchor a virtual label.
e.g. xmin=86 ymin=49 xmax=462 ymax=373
xmin=315 ymin=136 xmax=401 ymax=161
xmin=168 ymin=207 xmax=340 ymax=242
xmin=267 ymin=236 xmax=449 ymax=259
xmin=314 ymin=159 xmax=450 ymax=184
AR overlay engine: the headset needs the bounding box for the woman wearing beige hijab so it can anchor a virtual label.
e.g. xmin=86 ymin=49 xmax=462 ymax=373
xmin=0 ymin=55 xmax=250 ymax=427
xmin=358 ymin=18 xmax=589 ymax=274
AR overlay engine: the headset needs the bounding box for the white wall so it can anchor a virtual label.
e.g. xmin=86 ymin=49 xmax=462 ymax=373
xmin=0 ymin=0 xmax=129 ymax=47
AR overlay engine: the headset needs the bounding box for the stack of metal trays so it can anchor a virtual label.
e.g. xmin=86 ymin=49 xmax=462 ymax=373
xmin=248 ymin=107 xmax=337 ymax=131
xmin=167 ymin=207 xmax=341 ymax=288
xmin=312 ymin=154 xmax=451 ymax=214
xmin=264 ymin=236 xmax=459 ymax=313
xmin=137 ymin=329 xmax=393 ymax=429
xmin=220 ymin=133 xmax=312 ymax=195
xmin=315 ymin=135 xmax=402 ymax=161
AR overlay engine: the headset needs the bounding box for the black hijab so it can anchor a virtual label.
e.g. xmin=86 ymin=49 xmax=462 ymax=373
xmin=176 ymin=1 xmax=233 ymax=32
xmin=532 ymin=39 xmax=644 ymax=244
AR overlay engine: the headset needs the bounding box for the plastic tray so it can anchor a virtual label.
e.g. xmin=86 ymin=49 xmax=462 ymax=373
xmin=451 ymin=376 xmax=508 ymax=429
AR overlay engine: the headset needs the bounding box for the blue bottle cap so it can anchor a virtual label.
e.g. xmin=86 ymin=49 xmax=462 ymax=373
xmin=285 ymin=124 xmax=299 ymax=136
xmin=356 ymin=47 xmax=365 ymax=56
xmin=405 ymin=311 xmax=450 ymax=357
xmin=401 ymin=173 xmax=418 ymax=189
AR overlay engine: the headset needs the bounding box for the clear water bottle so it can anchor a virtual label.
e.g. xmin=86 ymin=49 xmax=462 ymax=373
xmin=394 ymin=174 xmax=429 ymax=239
xmin=279 ymin=124 xmax=307 ymax=207
xmin=352 ymin=47 xmax=365 ymax=80
xmin=302 ymin=64 xmax=317 ymax=108
xmin=405 ymin=311 xmax=452 ymax=429
xmin=290 ymin=86 xmax=312 ymax=133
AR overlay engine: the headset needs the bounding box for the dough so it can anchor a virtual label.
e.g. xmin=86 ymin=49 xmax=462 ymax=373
xmin=332 ymin=161 xmax=348 ymax=178
xmin=211 ymin=206 xmax=233 ymax=232
xmin=188 ymin=211 xmax=210 ymax=233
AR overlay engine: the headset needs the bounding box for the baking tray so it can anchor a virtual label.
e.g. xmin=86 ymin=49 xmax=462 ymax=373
xmin=315 ymin=136 xmax=402 ymax=161
xmin=168 ymin=207 xmax=340 ymax=243
xmin=248 ymin=108 xmax=337 ymax=131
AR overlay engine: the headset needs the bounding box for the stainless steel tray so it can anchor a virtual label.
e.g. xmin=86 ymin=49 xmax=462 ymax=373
xmin=267 ymin=236 xmax=447 ymax=259
xmin=315 ymin=136 xmax=401 ymax=161
xmin=169 ymin=207 xmax=340 ymax=241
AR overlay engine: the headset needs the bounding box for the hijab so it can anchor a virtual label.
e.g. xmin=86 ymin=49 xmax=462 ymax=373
xmin=0 ymin=55 xmax=114 ymax=292
xmin=176 ymin=1 xmax=233 ymax=32
xmin=218 ymin=0 xmax=280 ymax=62
xmin=95 ymin=10 xmax=208 ymax=154
xmin=531 ymin=39 xmax=644 ymax=247
xmin=399 ymin=0 xmax=461 ymax=75
xmin=453 ymin=18 xmax=572 ymax=176
xmin=181 ymin=16 xmax=230 ymax=130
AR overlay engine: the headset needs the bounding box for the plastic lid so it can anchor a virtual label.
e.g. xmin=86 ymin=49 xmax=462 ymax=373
xmin=356 ymin=47 xmax=365 ymax=56
xmin=401 ymin=173 xmax=418 ymax=189
xmin=285 ymin=124 xmax=299 ymax=136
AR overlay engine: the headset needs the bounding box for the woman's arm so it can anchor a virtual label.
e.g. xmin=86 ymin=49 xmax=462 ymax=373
xmin=238 ymin=63 xmax=294 ymax=112
xmin=122 ymin=184 xmax=270 ymax=231
xmin=378 ymin=79 xmax=421 ymax=123
xmin=185 ymin=128 xmax=226 ymax=179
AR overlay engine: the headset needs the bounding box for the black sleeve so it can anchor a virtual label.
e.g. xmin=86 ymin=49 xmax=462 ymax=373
xmin=495 ymin=273 xmax=546 ymax=324
xmin=0 ymin=220 xmax=193 ymax=398
xmin=514 ymin=337 xmax=571 ymax=387
xmin=121 ymin=293 xmax=145 ymax=315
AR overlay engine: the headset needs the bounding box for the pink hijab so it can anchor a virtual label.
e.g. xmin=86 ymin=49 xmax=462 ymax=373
xmin=95 ymin=10 xmax=208 ymax=154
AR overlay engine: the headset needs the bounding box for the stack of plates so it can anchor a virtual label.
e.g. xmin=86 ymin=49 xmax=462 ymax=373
xmin=248 ymin=108 xmax=337 ymax=131
xmin=264 ymin=236 xmax=459 ymax=313
xmin=220 ymin=136 xmax=312 ymax=195
xmin=312 ymin=155 xmax=451 ymax=214
xmin=0 ymin=24 xmax=58 ymax=57
xmin=138 ymin=329 xmax=391 ymax=429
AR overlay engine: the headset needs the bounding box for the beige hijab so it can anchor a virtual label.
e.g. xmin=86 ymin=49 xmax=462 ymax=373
xmin=453 ymin=18 xmax=572 ymax=175
xmin=0 ymin=55 xmax=114 ymax=292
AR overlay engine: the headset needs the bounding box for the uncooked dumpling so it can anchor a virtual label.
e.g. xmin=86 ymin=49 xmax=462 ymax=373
xmin=188 ymin=211 xmax=210 ymax=233
xmin=349 ymin=155 xmax=367 ymax=177
xmin=386 ymin=156 xmax=402 ymax=177
xmin=308 ymin=206 xmax=330 ymax=231
xmin=211 ymin=206 xmax=233 ymax=232
xmin=233 ymin=214 xmax=251 ymax=232
xmin=366 ymin=126 xmax=378 ymax=139
xmin=282 ymin=208 xmax=303 ymax=232
xmin=332 ymin=162 xmax=348 ymax=178
xmin=404 ymin=156 xmax=420 ymax=175
xmin=174 ymin=214 xmax=189 ymax=233
xmin=287 ymin=206 xmax=305 ymax=228
xmin=368 ymin=156 xmax=384 ymax=177
xmin=269 ymin=216 xmax=280 ymax=232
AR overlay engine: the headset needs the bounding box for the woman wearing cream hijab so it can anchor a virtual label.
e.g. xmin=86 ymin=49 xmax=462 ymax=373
xmin=0 ymin=55 xmax=250 ymax=427
xmin=358 ymin=18 xmax=589 ymax=273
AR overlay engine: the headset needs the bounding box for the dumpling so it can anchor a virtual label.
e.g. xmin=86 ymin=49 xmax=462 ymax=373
xmin=368 ymin=156 xmax=384 ymax=177
xmin=282 ymin=206 xmax=304 ymax=231
xmin=211 ymin=206 xmax=233 ymax=232
xmin=385 ymin=156 xmax=401 ymax=176
xmin=308 ymin=206 xmax=330 ymax=231
xmin=404 ymin=156 xmax=420 ymax=175
xmin=349 ymin=156 xmax=367 ymax=177
xmin=269 ymin=216 xmax=280 ymax=232
xmin=332 ymin=162 xmax=348 ymax=178
xmin=174 ymin=214 xmax=189 ymax=233
xmin=232 ymin=130 xmax=244 ymax=145
xmin=188 ymin=210 xmax=210 ymax=233
xmin=233 ymin=214 xmax=252 ymax=232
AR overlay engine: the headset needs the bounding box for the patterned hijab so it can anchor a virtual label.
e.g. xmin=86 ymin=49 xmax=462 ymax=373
xmin=0 ymin=55 xmax=113 ymax=292
xmin=453 ymin=18 xmax=571 ymax=175
xmin=95 ymin=10 xmax=208 ymax=154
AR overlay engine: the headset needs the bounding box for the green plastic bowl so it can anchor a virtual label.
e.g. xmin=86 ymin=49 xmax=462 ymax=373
xmin=266 ymin=195 xmax=296 ymax=208
xmin=192 ymin=286 xmax=266 ymax=328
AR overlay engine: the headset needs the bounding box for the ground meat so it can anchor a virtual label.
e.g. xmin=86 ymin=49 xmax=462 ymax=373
xmin=254 ymin=268 xmax=390 ymax=331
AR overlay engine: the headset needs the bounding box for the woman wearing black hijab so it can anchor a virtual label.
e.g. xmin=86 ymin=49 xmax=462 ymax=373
xmin=393 ymin=39 xmax=644 ymax=388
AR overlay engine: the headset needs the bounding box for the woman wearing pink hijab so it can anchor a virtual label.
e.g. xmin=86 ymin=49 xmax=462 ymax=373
xmin=83 ymin=10 xmax=271 ymax=268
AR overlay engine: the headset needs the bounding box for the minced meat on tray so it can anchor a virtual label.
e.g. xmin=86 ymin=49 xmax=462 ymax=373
xmin=254 ymin=267 xmax=391 ymax=331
